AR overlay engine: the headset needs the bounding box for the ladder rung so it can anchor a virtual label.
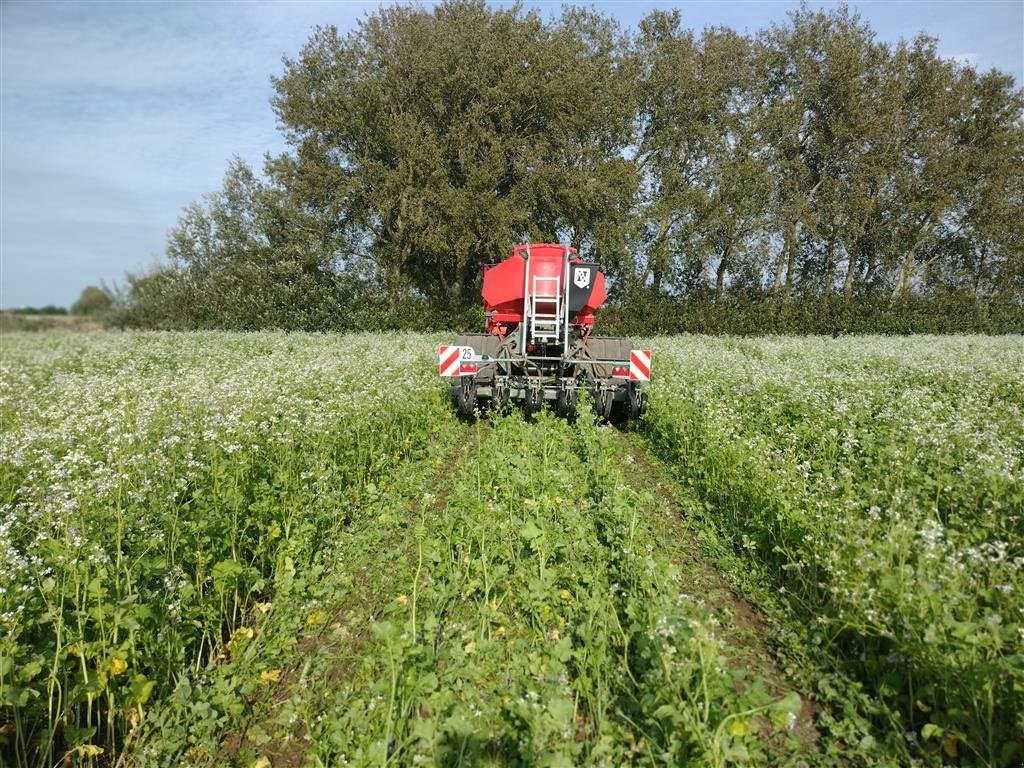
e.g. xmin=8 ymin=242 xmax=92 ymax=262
xmin=529 ymin=273 xmax=562 ymax=343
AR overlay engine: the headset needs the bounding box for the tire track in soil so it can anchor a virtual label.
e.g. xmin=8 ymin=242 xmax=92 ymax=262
xmin=609 ymin=428 xmax=824 ymax=752
xmin=220 ymin=420 xmax=490 ymax=768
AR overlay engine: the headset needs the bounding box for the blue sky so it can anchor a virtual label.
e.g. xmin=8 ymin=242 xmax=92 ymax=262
xmin=2 ymin=1 xmax=1021 ymax=309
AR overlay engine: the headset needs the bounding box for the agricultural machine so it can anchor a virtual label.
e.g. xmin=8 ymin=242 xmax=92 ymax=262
xmin=439 ymin=243 xmax=650 ymax=421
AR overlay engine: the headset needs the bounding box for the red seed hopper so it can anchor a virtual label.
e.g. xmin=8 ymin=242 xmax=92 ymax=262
xmin=439 ymin=243 xmax=650 ymax=420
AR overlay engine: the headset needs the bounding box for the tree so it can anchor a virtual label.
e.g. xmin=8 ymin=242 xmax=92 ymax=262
xmin=633 ymin=14 xmax=769 ymax=299
xmin=70 ymin=285 xmax=112 ymax=315
xmin=757 ymin=4 xmax=888 ymax=300
xmin=884 ymin=36 xmax=971 ymax=299
xmin=270 ymin=0 xmax=635 ymax=310
xmin=144 ymin=0 xmax=1023 ymax=332
xmin=942 ymin=69 xmax=1024 ymax=300
xmin=159 ymin=157 xmax=351 ymax=330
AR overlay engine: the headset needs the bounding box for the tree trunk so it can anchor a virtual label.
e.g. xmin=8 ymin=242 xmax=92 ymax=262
xmin=773 ymin=219 xmax=796 ymax=295
xmin=823 ymin=236 xmax=836 ymax=295
xmin=842 ymin=238 xmax=859 ymax=302
xmin=784 ymin=236 xmax=796 ymax=299
xmin=715 ymin=244 xmax=730 ymax=303
xmin=891 ymin=221 xmax=934 ymax=300
xmin=891 ymin=253 xmax=915 ymax=300
xmin=650 ymin=214 xmax=671 ymax=294
xmin=448 ymin=276 xmax=464 ymax=306
xmin=862 ymin=237 xmax=878 ymax=289
xmin=651 ymin=266 xmax=663 ymax=294
xmin=973 ymin=243 xmax=988 ymax=300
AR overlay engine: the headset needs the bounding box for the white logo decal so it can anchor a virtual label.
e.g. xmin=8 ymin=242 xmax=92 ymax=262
xmin=574 ymin=268 xmax=592 ymax=289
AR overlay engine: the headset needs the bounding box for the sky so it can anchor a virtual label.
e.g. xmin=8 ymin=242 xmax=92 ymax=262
xmin=2 ymin=1 xmax=1021 ymax=309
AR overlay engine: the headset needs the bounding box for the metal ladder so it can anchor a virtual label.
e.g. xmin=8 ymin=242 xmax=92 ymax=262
xmin=529 ymin=274 xmax=561 ymax=343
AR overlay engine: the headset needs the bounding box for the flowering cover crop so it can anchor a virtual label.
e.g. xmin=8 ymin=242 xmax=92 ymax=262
xmin=2 ymin=332 xmax=810 ymax=767
xmin=642 ymin=335 xmax=1024 ymax=765
xmin=2 ymin=331 xmax=1020 ymax=767
xmin=0 ymin=332 xmax=450 ymax=766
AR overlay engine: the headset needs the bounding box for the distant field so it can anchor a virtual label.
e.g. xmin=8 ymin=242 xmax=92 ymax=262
xmin=1 ymin=332 xmax=1021 ymax=767
xmin=0 ymin=312 xmax=105 ymax=333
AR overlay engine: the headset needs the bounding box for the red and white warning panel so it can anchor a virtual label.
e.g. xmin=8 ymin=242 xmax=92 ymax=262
xmin=438 ymin=345 xmax=461 ymax=377
xmin=629 ymin=349 xmax=652 ymax=381
xmin=439 ymin=345 xmax=476 ymax=377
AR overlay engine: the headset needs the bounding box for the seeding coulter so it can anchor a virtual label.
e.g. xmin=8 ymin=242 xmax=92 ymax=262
xmin=439 ymin=243 xmax=650 ymax=421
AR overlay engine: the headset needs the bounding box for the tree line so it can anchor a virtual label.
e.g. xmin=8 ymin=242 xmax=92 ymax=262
xmin=121 ymin=0 xmax=1024 ymax=333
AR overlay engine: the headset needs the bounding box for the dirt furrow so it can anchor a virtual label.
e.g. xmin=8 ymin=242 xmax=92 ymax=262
xmin=609 ymin=428 xmax=825 ymax=751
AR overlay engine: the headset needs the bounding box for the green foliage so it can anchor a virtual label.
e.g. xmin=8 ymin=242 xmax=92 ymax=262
xmin=0 ymin=332 xmax=453 ymax=767
xmin=117 ymin=1 xmax=1021 ymax=333
xmin=3 ymin=331 xmax=1019 ymax=766
xmin=0 ymin=332 xmax=815 ymax=767
xmin=70 ymin=286 xmax=113 ymax=316
xmin=600 ymin=290 xmax=1024 ymax=336
xmin=640 ymin=335 xmax=1024 ymax=766
xmin=6 ymin=305 xmax=68 ymax=316
xmin=268 ymin=0 xmax=635 ymax=310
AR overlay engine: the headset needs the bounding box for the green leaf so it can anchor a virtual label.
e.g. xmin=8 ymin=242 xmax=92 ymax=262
xmin=212 ymin=558 xmax=245 ymax=590
xmin=129 ymin=674 xmax=156 ymax=705
xmin=0 ymin=686 xmax=32 ymax=707
xmin=61 ymin=723 xmax=96 ymax=746
xmin=771 ymin=691 xmax=802 ymax=714
xmin=520 ymin=521 xmax=542 ymax=541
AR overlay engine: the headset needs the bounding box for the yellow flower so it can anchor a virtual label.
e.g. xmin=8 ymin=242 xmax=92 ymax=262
xmin=558 ymin=589 xmax=572 ymax=602
xmin=109 ymin=657 xmax=128 ymax=676
xmin=254 ymin=601 xmax=273 ymax=614
xmin=259 ymin=669 xmax=282 ymax=683
xmin=230 ymin=626 xmax=255 ymax=643
xmin=305 ymin=611 xmax=326 ymax=627
xmin=396 ymin=594 xmax=408 ymax=605
xmin=729 ymin=719 xmax=749 ymax=737
xmin=942 ymin=736 xmax=959 ymax=758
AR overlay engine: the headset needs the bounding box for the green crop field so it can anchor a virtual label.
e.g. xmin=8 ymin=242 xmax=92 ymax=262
xmin=1 ymin=332 xmax=1021 ymax=767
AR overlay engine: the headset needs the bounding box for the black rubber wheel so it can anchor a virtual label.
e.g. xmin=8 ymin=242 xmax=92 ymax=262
xmin=608 ymin=398 xmax=629 ymax=426
xmin=632 ymin=384 xmax=648 ymax=419
xmin=593 ymin=387 xmax=614 ymax=422
xmin=456 ymin=379 xmax=477 ymax=419
xmin=627 ymin=382 xmax=647 ymax=421
xmin=494 ymin=382 xmax=511 ymax=414
xmin=524 ymin=385 xmax=542 ymax=416
xmin=556 ymin=387 xmax=578 ymax=420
